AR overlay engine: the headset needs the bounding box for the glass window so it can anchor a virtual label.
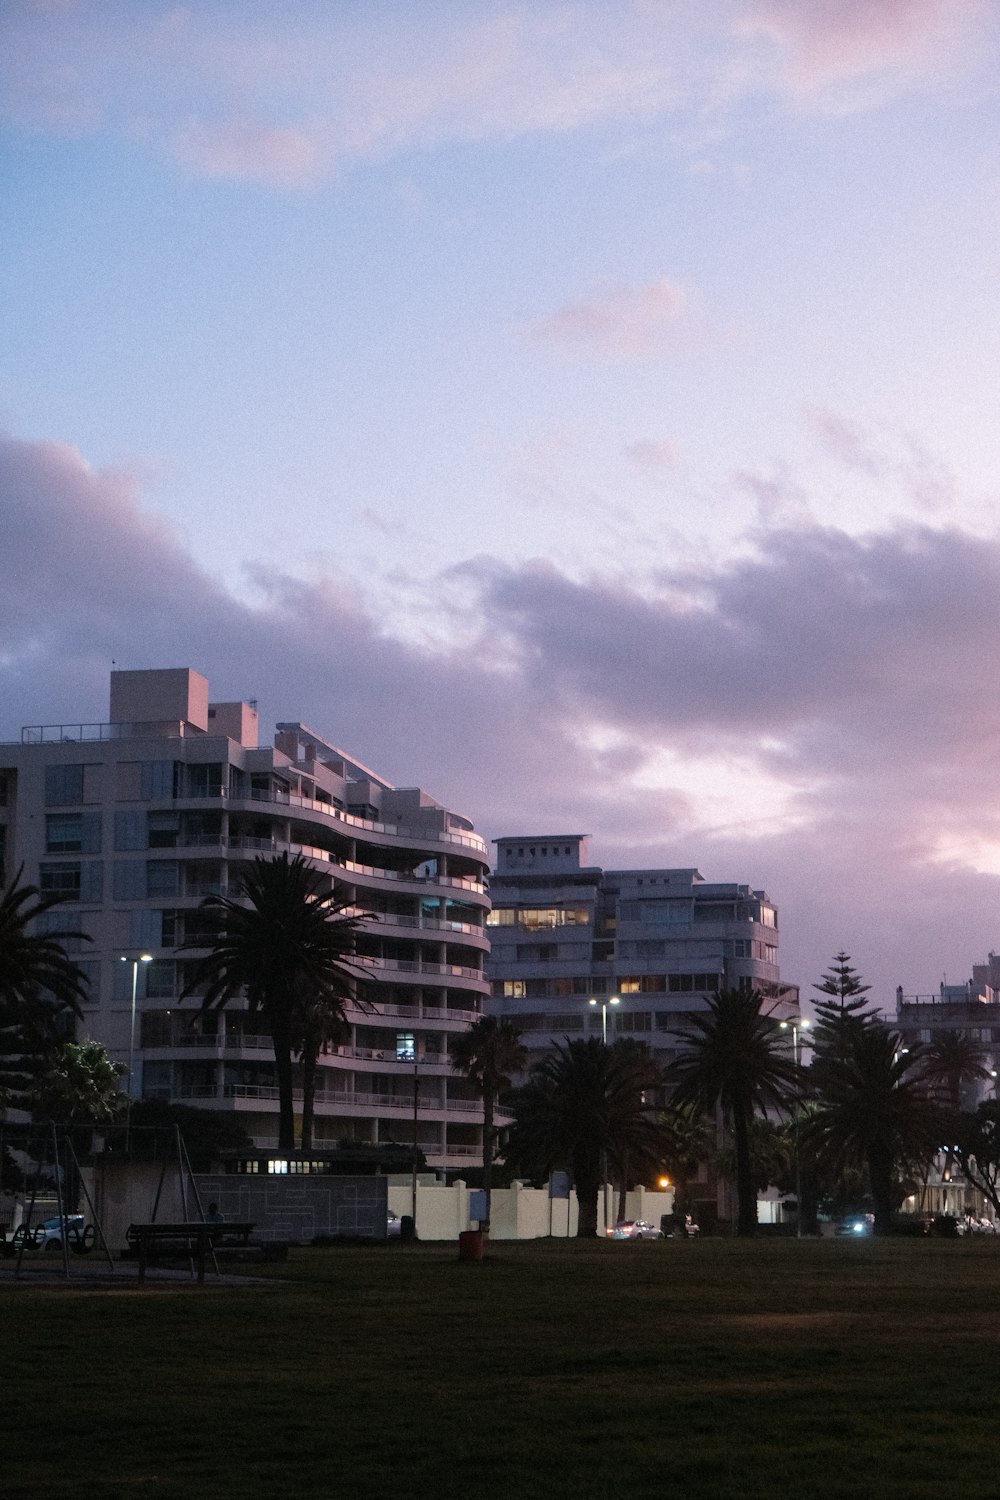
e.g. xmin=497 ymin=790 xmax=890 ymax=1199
xmin=148 ymin=811 xmax=180 ymax=848
xmin=114 ymin=860 xmax=147 ymax=901
xmin=46 ymin=814 xmax=83 ymax=852
xmin=40 ymin=862 xmax=81 ymax=897
xmin=147 ymin=860 xmax=179 ymax=897
xmin=146 ymin=961 xmax=176 ymax=999
xmin=44 ymin=764 xmax=85 ymax=806
xmin=502 ymin=980 xmax=525 ymax=997
xmin=115 ymin=810 xmax=146 ymax=851
xmin=396 ymin=1032 xmax=415 ymax=1062
xmin=140 ymin=761 xmax=177 ymax=800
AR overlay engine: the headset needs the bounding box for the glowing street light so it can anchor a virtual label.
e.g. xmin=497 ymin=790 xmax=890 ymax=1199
xmin=120 ymin=953 xmax=153 ymax=1100
xmin=588 ymin=994 xmax=620 ymax=1045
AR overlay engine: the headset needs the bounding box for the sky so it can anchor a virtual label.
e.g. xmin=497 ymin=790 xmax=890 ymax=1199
xmin=2 ymin=0 xmax=1000 ymax=1013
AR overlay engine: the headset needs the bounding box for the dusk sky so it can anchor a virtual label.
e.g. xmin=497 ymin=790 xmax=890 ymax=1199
xmin=3 ymin=0 xmax=1000 ymax=1011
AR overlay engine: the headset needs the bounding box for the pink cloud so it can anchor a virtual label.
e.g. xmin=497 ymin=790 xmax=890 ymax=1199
xmin=528 ymin=277 xmax=690 ymax=360
xmin=739 ymin=0 xmax=983 ymax=93
xmin=172 ymin=118 xmax=322 ymax=189
xmin=625 ymin=439 xmax=678 ymax=473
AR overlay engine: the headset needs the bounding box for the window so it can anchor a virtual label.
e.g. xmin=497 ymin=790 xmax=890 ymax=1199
xmin=147 ymin=860 xmax=179 ymax=897
xmin=46 ymin=814 xmax=83 ymax=852
xmin=147 ymin=811 xmax=180 ymax=848
xmin=499 ymin=980 xmax=525 ymax=997
xmin=34 ymin=911 xmax=89 ymax=953
xmin=45 ymin=811 xmax=101 ymax=854
xmin=396 ymin=1032 xmax=415 ymax=1062
xmin=114 ymin=860 xmax=147 ymax=901
xmin=146 ymin=961 xmax=176 ymax=999
xmin=141 ymin=761 xmax=177 ymax=800
xmin=114 ymin=810 xmax=146 ymax=851
xmin=184 ymin=763 xmax=224 ymax=798
xmin=141 ymin=1012 xmax=173 ymax=1047
xmin=40 ymin=862 xmax=81 ymax=898
xmin=45 ymin=764 xmax=85 ymax=806
xmin=617 ymin=1011 xmax=651 ymax=1033
xmin=486 ymin=909 xmax=517 ymax=927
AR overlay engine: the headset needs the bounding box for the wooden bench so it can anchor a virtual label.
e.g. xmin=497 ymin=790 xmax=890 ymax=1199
xmin=126 ymin=1221 xmax=254 ymax=1284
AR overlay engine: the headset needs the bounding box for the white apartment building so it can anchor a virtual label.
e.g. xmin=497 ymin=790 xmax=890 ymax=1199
xmin=0 ymin=668 xmax=492 ymax=1169
xmin=485 ymin=835 xmax=797 ymax=1077
xmin=896 ymin=953 xmax=1000 ymax=1109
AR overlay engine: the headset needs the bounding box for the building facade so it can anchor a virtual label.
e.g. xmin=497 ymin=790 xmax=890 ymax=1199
xmin=485 ymin=834 xmax=797 ymax=1075
xmin=896 ymin=953 xmax=1000 ymax=1110
xmin=0 ymin=668 xmax=492 ymax=1169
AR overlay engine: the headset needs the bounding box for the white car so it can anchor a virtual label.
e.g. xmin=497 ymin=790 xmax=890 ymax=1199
xmin=606 ymin=1219 xmax=664 ymax=1240
xmin=13 ymin=1214 xmax=86 ymax=1251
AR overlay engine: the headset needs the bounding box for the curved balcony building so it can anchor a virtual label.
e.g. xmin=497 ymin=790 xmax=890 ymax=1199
xmin=0 ymin=668 xmax=492 ymax=1169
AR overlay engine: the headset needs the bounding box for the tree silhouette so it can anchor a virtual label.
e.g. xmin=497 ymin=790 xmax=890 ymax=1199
xmin=668 ymin=988 xmax=801 ymax=1236
xmin=505 ymin=1038 xmax=665 ymax=1236
xmin=181 ymin=853 xmax=372 ymax=1152
xmin=451 ymin=1015 xmax=527 ymax=1231
xmin=806 ymin=1024 xmax=941 ymax=1234
xmin=0 ymin=866 xmax=90 ymax=1111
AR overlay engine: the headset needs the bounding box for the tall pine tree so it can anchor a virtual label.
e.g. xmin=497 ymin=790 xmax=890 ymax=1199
xmin=812 ymin=952 xmax=878 ymax=1063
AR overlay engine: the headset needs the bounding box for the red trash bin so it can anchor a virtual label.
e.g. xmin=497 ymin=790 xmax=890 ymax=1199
xmin=458 ymin=1230 xmax=484 ymax=1261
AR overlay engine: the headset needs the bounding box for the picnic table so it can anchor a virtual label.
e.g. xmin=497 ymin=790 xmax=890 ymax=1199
xmin=126 ymin=1221 xmax=255 ymax=1284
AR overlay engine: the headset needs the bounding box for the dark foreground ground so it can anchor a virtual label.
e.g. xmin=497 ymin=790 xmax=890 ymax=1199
xmin=5 ymin=1236 xmax=1000 ymax=1499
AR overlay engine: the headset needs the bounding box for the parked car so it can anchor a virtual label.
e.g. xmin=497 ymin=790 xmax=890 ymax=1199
xmin=12 ymin=1214 xmax=86 ymax=1251
xmin=606 ymin=1219 xmax=664 ymax=1240
xmin=835 ymin=1214 xmax=874 ymax=1237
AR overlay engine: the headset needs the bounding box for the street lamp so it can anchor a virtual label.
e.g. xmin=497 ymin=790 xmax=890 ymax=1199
xmin=120 ymin=953 xmax=153 ymax=1100
xmin=589 ymin=996 xmax=620 ymax=1230
xmin=780 ymin=1016 xmax=811 ymax=1239
xmin=588 ymin=994 xmax=620 ymax=1044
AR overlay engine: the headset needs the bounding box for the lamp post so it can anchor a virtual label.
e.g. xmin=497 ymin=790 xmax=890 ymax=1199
xmin=120 ymin=953 xmax=152 ymax=1153
xmin=589 ymin=996 xmax=620 ymax=1230
xmin=589 ymin=994 xmax=620 ymax=1044
xmin=120 ymin=953 xmax=154 ymax=1099
xmin=779 ymin=1016 xmax=810 ymax=1238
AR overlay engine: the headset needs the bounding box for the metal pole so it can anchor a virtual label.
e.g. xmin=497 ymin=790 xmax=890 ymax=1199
xmin=410 ymin=1058 xmax=419 ymax=1227
xmin=794 ymin=1024 xmax=803 ymax=1239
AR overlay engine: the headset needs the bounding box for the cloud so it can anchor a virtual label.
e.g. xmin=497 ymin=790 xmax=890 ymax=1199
xmin=172 ymin=118 xmax=322 ymax=189
xmin=1 ymin=2 xmax=990 ymax=184
xmin=803 ymin=404 xmax=885 ymax=476
xmin=5 ymin=427 xmax=1000 ymax=1006
xmin=625 ymin=439 xmax=678 ymax=473
xmin=527 ymin=277 xmax=690 ymax=360
xmin=738 ymin=0 xmax=984 ymax=99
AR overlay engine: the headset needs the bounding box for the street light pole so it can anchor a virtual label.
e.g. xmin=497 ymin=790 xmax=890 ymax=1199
xmin=120 ymin=953 xmax=152 ymax=1151
xmin=589 ymin=996 xmax=620 ymax=1231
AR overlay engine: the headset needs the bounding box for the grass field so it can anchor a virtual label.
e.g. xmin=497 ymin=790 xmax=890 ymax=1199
xmin=5 ymin=1236 xmax=1000 ymax=1499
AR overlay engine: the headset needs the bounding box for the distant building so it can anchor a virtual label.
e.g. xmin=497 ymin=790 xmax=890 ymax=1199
xmin=485 ymin=834 xmax=797 ymax=1072
xmin=896 ymin=953 xmax=1000 ymax=1109
xmin=0 ymin=667 xmax=491 ymax=1169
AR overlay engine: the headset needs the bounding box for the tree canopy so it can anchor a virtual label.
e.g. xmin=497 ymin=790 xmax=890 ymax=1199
xmin=668 ymin=988 xmax=801 ymax=1236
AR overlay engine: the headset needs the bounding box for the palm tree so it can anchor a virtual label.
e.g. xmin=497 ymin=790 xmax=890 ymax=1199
xmin=298 ymin=998 xmax=352 ymax=1153
xmin=181 ymin=853 xmax=373 ymax=1153
xmin=504 ymin=1037 xmax=665 ymax=1237
xmin=450 ymin=1015 xmax=527 ymax=1231
xmin=668 ymin=988 xmax=801 ymax=1237
xmin=921 ymin=1029 xmax=992 ymax=1111
xmin=805 ymin=1024 xmax=942 ymax=1235
xmin=0 ymin=866 xmax=90 ymax=1111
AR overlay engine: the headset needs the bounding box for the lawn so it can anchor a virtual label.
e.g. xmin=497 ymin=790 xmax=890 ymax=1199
xmin=5 ymin=1236 xmax=1000 ymax=1499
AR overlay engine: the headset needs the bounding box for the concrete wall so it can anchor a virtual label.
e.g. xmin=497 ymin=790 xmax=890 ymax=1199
xmin=90 ymin=1162 xmax=388 ymax=1249
xmin=386 ymin=1180 xmax=676 ymax=1240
